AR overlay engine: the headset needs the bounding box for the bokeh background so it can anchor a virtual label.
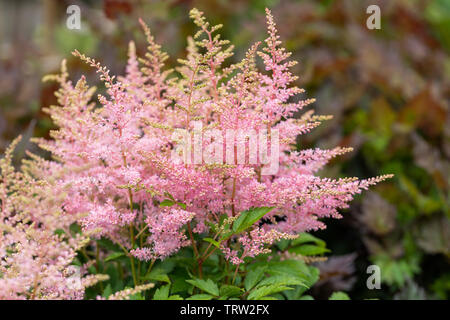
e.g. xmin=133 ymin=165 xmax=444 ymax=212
xmin=0 ymin=0 xmax=449 ymax=300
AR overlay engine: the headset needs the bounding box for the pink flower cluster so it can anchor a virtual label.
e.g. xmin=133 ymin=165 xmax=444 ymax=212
xmin=32 ymin=8 xmax=391 ymax=266
xmin=223 ymin=229 xmax=298 ymax=265
xmin=131 ymin=208 xmax=195 ymax=260
xmin=0 ymin=138 xmax=90 ymax=299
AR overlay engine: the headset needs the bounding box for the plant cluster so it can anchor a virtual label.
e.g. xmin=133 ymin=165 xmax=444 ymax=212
xmin=0 ymin=8 xmax=391 ymax=300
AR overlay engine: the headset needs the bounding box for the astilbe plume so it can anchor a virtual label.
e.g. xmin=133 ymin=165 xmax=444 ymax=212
xmin=33 ymin=8 xmax=392 ymax=268
xmin=0 ymin=137 xmax=106 ymax=299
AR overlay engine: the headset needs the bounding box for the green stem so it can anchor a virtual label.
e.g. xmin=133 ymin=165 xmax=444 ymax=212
xmin=232 ymin=264 xmax=240 ymax=285
xmin=112 ymin=237 xmax=137 ymax=286
xmin=201 ymin=246 xmax=218 ymax=262
xmin=145 ymin=259 xmax=156 ymax=278
xmin=129 ymin=224 xmax=138 ymax=286
xmin=95 ymin=245 xmax=104 ymax=292
xmin=187 ymin=222 xmax=199 ymax=258
xmin=134 ymin=224 xmax=148 ymax=241
xmin=130 ymin=255 xmax=138 ymax=286
xmin=122 ymin=152 xmax=138 ymax=286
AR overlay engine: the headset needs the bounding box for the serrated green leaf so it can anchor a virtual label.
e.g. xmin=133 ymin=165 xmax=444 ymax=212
xmin=186 ymin=278 xmax=219 ymax=296
xmin=171 ymin=275 xmax=192 ymax=294
xmin=277 ymin=239 xmax=290 ymax=251
xmin=248 ymin=284 xmax=293 ymax=300
xmin=220 ymin=285 xmax=243 ymax=298
xmin=219 ymin=230 xmax=234 ymax=241
xmin=164 ymin=192 xmax=175 ymax=201
xmin=102 ymin=284 xmax=112 ymax=298
xmin=104 ymin=252 xmax=125 ymax=262
xmin=259 ymin=296 xmax=279 ymax=300
xmin=97 ymin=238 xmax=121 ymax=252
xmin=329 ymin=292 xmax=351 ymax=300
xmin=262 ymin=260 xmax=319 ymax=297
xmin=288 ymin=244 xmax=330 ymax=256
xmin=144 ymin=268 xmax=171 ymax=283
xmin=204 ymin=237 xmax=220 ymax=248
xmin=257 ymin=274 xmax=307 ymax=288
xmin=266 ymin=259 xmax=310 ymax=280
xmin=160 ymin=199 xmax=175 ymax=207
xmin=302 ymin=266 xmax=320 ymax=291
xmin=244 ymin=267 xmax=266 ymax=291
xmin=232 ymin=207 xmax=274 ymax=234
xmin=186 ymin=294 xmax=214 ymax=300
xmin=154 ymin=284 xmax=170 ymax=300
xmin=291 ymin=233 xmax=326 ymax=247
xmin=177 ymin=202 xmax=187 ymax=210
xmin=129 ymin=292 xmax=145 ymax=300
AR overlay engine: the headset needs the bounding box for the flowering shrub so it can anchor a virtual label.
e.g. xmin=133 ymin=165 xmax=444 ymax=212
xmin=1 ymin=8 xmax=391 ymax=300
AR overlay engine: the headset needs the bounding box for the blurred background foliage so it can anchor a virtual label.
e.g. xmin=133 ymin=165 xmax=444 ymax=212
xmin=0 ymin=0 xmax=448 ymax=299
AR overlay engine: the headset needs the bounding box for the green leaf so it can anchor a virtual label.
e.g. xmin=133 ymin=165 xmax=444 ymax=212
xmin=102 ymin=284 xmax=112 ymax=299
xmin=97 ymin=238 xmax=121 ymax=252
xmin=291 ymin=233 xmax=326 ymax=247
xmin=129 ymin=292 xmax=145 ymax=300
xmin=289 ymin=233 xmax=329 ymax=256
xmin=186 ymin=294 xmax=214 ymax=300
xmin=205 ymin=221 xmax=218 ymax=233
xmin=329 ymin=292 xmax=351 ymax=300
xmin=54 ymin=229 xmax=66 ymax=236
xmin=204 ymin=237 xmax=220 ymax=248
xmin=244 ymin=267 xmax=266 ymax=291
xmin=232 ymin=207 xmax=274 ymax=233
xmin=69 ymin=223 xmax=82 ymax=236
xmin=144 ymin=268 xmax=171 ymax=283
xmin=154 ymin=284 xmax=170 ymax=300
xmin=257 ymin=274 xmax=306 ymax=288
xmin=247 ymin=284 xmax=293 ymax=300
xmin=220 ymin=285 xmax=243 ymax=298
xmin=284 ymin=285 xmax=305 ymax=300
xmin=219 ymin=230 xmax=234 ymax=242
xmin=261 ymin=259 xmax=319 ymax=297
xmin=186 ymin=278 xmax=220 ymax=296
xmin=300 ymin=266 xmax=320 ymax=294
xmin=157 ymin=260 xmax=176 ymax=273
xmin=105 ymin=264 xmax=123 ymax=292
xmin=168 ymin=295 xmax=184 ymax=300
xmin=177 ymin=202 xmax=187 ymax=210
xmin=266 ymin=260 xmax=311 ymax=280
xmin=258 ymin=296 xmax=279 ymax=300
xmin=160 ymin=199 xmax=175 ymax=207
xmin=104 ymin=252 xmax=125 ymax=262
xmin=276 ymin=239 xmax=290 ymax=251
xmin=171 ymin=275 xmax=192 ymax=294
xmin=164 ymin=192 xmax=175 ymax=201
xmin=288 ymin=244 xmax=330 ymax=256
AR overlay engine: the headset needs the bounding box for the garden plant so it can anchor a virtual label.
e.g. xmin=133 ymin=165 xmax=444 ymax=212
xmin=0 ymin=7 xmax=394 ymax=300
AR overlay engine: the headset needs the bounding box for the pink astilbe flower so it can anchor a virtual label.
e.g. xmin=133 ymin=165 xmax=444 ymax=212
xmin=131 ymin=208 xmax=195 ymax=261
xmin=0 ymin=138 xmax=102 ymax=300
xmin=223 ymin=229 xmax=298 ymax=265
xmin=239 ymin=229 xmax=298 ymax=261
xmin=34 ymin=8 xmax=392 ymax=267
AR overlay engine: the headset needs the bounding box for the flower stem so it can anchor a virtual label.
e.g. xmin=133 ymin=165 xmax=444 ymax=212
xmin=145 ymin=259 xmax=156 ymax=278
xmin=232 ymin=264 xmax=240 ymax=285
